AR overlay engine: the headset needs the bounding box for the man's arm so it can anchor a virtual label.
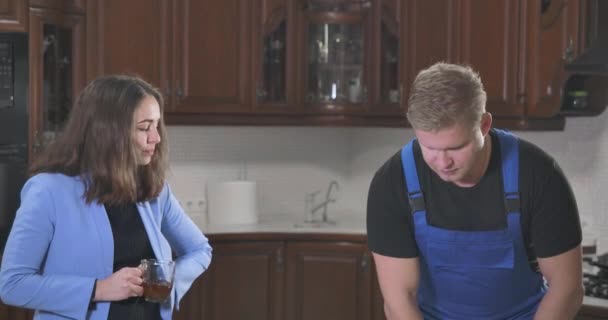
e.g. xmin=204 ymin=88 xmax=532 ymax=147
xmin=534 ymin=245 xmax=584 ymax=320
xmin=373 ymin=253 xmax=423 ymax=320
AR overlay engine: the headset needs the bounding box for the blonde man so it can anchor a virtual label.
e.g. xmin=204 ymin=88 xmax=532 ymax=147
xmin=368 ymin=63 xmax=583 ymax=319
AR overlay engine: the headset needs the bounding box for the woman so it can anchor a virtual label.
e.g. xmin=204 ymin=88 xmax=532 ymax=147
xmin=0 ymin=75 xmax=212 ymax=320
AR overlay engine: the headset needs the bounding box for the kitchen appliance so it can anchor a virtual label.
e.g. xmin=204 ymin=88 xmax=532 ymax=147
xmin=0 ymin=144 xmax=27 ymax=251
xmin=0 ymin=32 xmax=28 ymax=251
xmin=583 ymin=253 xmax=608 ymax=300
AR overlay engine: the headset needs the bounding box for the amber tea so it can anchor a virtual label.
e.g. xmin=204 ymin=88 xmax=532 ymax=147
xmin=142 ymin=280 xmax=173 ymax=302
xmin=140 ymin=259 xmax=175 ymax=303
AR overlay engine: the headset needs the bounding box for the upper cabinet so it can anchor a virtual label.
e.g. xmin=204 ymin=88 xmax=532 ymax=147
xmin=453 ymin=0 xmax=523 ymax=118
xmin=28 ymin=7 xmax=86 ymax=159
xmin=87 ymin=0 xmax=601 ymax=129
xmin=170 ymin=0 xmax=253 ymax=115
xmin=86 ymin=0 xmax=169 ymax=96
xmin=0 ymin=0 xmax=27 ymax=32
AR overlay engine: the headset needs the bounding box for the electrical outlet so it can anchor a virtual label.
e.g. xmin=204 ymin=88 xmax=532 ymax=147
xmin=178 ymin=197 xmax=207 ymax=214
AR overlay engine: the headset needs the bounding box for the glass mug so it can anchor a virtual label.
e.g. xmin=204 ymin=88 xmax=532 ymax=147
xmin=139 ymin=259 xmax=175 ymax=303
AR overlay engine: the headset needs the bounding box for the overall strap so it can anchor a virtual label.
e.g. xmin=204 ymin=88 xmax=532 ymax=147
xmin=495 ymin=129 xmax=521 ymax=214
xmin=401 ymin=140 xmax=426 ymax=214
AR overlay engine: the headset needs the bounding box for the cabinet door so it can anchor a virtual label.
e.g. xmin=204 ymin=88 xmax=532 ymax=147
xmin=28 ymin=8 xmax=85 ymax=160
xmin=286 ymin=241 xmax=372 ymax=320
xmin=371 ymin=0 xmax=403 ymax=114
xmin=575 ymin=304 xmax=608 ymax=320
xmin=193 ymin=241 xmax=285 ymax=320
xmin=403 ymin=0 xmax=457 ymax=111
xmin=0 ymin=302 xmax=33 ymax=320
xmin=86 ymin=0 xmax=170 ymax=98
xmin=524 ymin=0 xmax=580 ymax=117
xmin=0 ymin=0 xmax=27 ymax=32
xmin=171 ymin=0 xmax=253 ymax=114
xmin=455 ymin=0 xmax=523 ymax=117
xmin=253 ymin=0 xmax=294 ymax=112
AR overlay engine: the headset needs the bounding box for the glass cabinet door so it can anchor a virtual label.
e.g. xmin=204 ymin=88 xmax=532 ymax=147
xmin=41 ymin=24 xmax=73 ymax=145
xmin=259 ymin=20 xmax=287 ymax=104
xmin=302 ymin=0 xmax=371 ymax=108
xmin=380 ymin=14 xmax=400 ymax=106
xmin=29 ymin=9 xmax=85 ymax=158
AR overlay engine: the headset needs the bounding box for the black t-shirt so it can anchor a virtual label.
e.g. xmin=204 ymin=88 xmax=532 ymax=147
xmin=104 ymin=202 xmax=162 ymax=320
xmin=367 ymin=129 xmax=581 ymax=265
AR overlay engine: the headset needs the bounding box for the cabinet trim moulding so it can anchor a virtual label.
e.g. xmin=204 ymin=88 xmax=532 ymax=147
xmin=0 ymin=0 xmax=28 ymax=32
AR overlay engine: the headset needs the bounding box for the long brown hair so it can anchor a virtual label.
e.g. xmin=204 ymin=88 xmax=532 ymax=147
xmin=30 ymin=75 xmax=169 ymax=205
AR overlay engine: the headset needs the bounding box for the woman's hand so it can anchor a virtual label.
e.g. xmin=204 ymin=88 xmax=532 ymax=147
xmin=93 ymin=267 xmax=144 ymax=301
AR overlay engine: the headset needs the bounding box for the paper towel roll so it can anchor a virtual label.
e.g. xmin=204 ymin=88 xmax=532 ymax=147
xmin=208 ymin=181 xmax=258 ymax=225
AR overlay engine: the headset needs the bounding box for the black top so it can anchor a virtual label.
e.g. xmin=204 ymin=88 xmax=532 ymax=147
xmin=367 ymin=129 xmax=581 ymax=268
xmin=104 ymin=203 xmax=162 ymax=320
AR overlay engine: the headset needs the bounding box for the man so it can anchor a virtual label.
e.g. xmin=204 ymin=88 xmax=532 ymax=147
xmin=367 ymin=62 xmax=583 ymax=319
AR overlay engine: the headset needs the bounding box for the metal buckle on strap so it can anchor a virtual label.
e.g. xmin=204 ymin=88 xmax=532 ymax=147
xmin=408 ymin=191 xmax=426 ymax=214
xmin=504 ymin=192 xmax=520 ymax=213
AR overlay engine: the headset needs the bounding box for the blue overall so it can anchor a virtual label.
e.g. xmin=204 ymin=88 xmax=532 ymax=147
xmin=400 ymin=129 xmax=547 ymax=319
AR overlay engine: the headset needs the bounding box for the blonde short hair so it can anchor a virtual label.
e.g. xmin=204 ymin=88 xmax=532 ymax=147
xmin=406 ymin=62 xmax=487 ymax=131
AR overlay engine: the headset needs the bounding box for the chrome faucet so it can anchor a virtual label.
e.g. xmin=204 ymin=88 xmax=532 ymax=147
xmin=309 ymin=180 xmax=340 ymax=223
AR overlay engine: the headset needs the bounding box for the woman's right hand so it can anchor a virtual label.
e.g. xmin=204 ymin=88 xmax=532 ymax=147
xmin=93 ymin=267 xmax=144 ymax=301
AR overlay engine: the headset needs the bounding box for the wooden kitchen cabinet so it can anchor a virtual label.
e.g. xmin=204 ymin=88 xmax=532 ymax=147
xmin=28 ymin=7 xmax=86 ymax=160
xmin=576 ymin=304 xmax=608 ymax=320
xmin=523 ymin=0 xmax=581 ymax=118
xmin=0 ymin=302 xmax=33 ymax=320
xmin=84 ymin=0 xmax=592 ymax=129
xmin=453 ymin=0 xmax=523 ymax=118
xmin=0 ymin=0 xmax=27 ymax=32
xmin=451 ymin=0 xmax=581 ymax=128
xmin=169 ymin=0 xmax=253 ymax=115
xmin=285 ymin=241 xmax=372 ymax=320
xmin=86 ymin=0 xmax=169 ymax=98
xmin=178 ymin=240 xmax=285 ymax=320
xmin=179 ymin=233 xmax=383 ymax=320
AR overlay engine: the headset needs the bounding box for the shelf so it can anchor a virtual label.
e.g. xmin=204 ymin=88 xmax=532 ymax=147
xmin=559 ymin=74 xmax=608 ymax=117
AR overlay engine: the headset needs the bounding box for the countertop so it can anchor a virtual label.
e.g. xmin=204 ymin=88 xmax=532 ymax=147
xmin=584 ymin=296 xmax=608 ymax=309
xmin=198 ymin=216 xmax=367 ymax=235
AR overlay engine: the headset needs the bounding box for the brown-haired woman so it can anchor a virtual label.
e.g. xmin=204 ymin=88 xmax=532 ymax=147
xmin=0 ymin=75 xmax=212 ymax=320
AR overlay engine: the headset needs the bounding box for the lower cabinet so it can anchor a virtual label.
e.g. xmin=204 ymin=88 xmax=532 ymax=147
xmin=175 ymin=233 xmax=386 ymax=320
xmin=0 ymin=303 xmax=33 ymax=320
xmin=576 ymin=305 xmax=608 ymax=320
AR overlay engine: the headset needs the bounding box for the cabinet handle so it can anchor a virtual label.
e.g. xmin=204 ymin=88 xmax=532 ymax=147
xmin=165 ymin=81 xmax=171 ymax=97
xmin=399 ymin=84 xmax=404 ymax=106
xmin=33 ymin=130 xmax=42 ymax=154
xmin=176 ymin=85 xmax=183 ymax=99
xmin=256 ymin=86 xmax=267 ymax=98
xmin=276 ymin=249 xmax=284 ymax=272
xmin=563 ymin=37 xmax=574 ymax=62
xmin=361 ymin=253 xmax=369 ymax=272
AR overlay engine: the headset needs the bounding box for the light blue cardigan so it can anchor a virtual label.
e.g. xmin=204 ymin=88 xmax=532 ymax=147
xmin=0 ymin=173 xmax=212 ymax=319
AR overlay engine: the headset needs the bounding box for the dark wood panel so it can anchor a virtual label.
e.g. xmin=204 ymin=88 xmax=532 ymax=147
xmin=201 ymin=241 xmax=284 ymax=320
xmin=29 ymin=0 xmax=85 ymax=13
xmin=525 ymin=0 xmax=581 ymax=117
xmin=285 ymin=241 xmax=371 ymax=320
xmin=0 ymin=0 xmax=27 ymax=32
xmin=0 ymin=302 xmax=34 ymax=320
xmin=457 ymin=0 xmax=523 ymax=117
xmin=405 ymin=0 xmax=456 ymax=84
xmin=576 ymin=304 xmax=608 ymax=320
xmin=172 ymin=0 xmax=252 ymax=113
xmin=86 ymin=0 xmax=169 ymax=96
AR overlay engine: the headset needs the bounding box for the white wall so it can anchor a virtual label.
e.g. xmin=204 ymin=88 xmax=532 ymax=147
xmin=166 ymin=112 xmax=608 ymax=251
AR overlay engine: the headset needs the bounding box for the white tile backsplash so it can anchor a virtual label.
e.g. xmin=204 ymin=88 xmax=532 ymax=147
xmin=167 ymin=112 xmax=608 ymax=252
